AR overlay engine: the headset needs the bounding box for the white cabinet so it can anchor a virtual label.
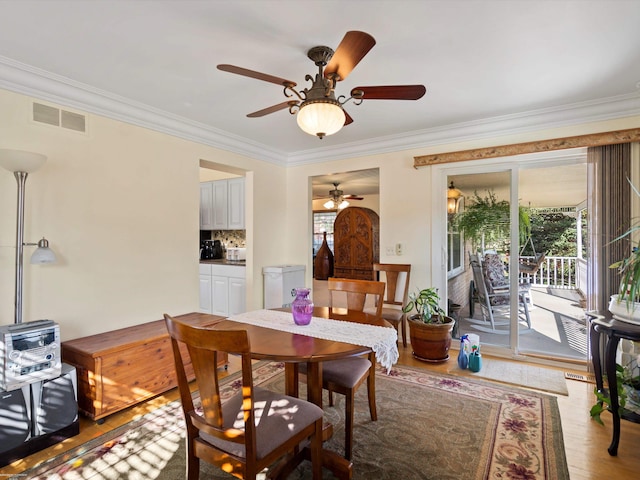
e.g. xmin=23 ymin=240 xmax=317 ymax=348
xmin=228 ymin=276 xmax=247 ymax=315
xmin=211 ymin=181 xmax=228 ymax=230
xmin=227 ymin=178 xmax=245 ymax=230
xmin=199 ymin=178 xmax=245 ymax=230
xmin=199 ymin=272 xmax=213 ymax=312
xmin=199 ymin=263 xmax=246 ymax=316
xmin=199 ymin=182 xmax=214 ymax=230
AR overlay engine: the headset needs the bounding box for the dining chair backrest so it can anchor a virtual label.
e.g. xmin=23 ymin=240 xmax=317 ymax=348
xmin=165 ymin=314 xmax=256 ymax=455
xmin=164 ymin=313 xmax=324 ymax=479
xmin=327 ymin=277 xmax=386 ymax=316
xmin=372 ymin=263 xmax=411 ymax=308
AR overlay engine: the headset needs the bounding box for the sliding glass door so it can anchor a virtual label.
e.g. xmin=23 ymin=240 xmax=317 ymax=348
xmin=434 ymin=150 xmax=588 ymax=362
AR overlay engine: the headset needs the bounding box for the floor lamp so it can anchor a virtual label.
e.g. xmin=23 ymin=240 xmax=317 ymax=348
xmin=0 ymin=149 xmax=56 ymax=325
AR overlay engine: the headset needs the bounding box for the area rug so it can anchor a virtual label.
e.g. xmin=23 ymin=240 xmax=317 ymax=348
xmin=14 ymin=362 xmax=569 ymax=480
xmin=454 ymin=357 xmax=569 ymax=396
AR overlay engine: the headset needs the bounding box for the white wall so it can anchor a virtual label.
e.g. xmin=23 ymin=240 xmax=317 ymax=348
xmin=0 ymin=89 xmax=286 ymax=339
xmin=2 ymin=85 xmax=639 ymax=341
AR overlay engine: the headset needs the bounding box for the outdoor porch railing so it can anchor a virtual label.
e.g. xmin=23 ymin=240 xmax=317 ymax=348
xmin=518 ymin=255 xmax=578 ymax=288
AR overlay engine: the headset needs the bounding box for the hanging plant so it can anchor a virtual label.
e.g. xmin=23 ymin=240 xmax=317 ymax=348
xmin=452 ymin=189 xmax=530 ymax=251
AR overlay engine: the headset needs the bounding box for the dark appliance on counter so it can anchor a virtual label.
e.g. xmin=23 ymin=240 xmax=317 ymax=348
xmin=200 ymin=240 xmax=223 ymax=260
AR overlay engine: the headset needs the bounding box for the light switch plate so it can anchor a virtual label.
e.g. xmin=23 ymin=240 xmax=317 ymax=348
xmin=395 ymin=243 xmax=403 ymax=255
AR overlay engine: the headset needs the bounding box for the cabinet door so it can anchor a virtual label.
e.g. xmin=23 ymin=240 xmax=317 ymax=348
xmin=199 ymin=274 xmax=212 ymax=313
xmin=228 ymin=277 xmax=246 ymax=315
xmin=199 ymin=182 xmax=214 ymax=230
xmin=227 ymin=178 xmax=245 ymax=230
xmin=211 ymin=275 xmax=229 ymax=316
xmin=212 ymin=180 xmax=228 ymax=230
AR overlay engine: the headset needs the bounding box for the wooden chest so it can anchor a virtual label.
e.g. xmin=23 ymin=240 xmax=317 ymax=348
xmin=61 ymin=313 xmax=227 ymax=421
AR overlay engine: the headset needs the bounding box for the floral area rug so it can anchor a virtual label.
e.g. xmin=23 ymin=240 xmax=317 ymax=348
xmin=14 ymin=362 xmax=569 ymax=480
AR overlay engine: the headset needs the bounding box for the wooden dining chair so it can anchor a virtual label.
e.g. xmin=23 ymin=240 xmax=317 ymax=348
xmin=302 ymin=277 xmax=385 ymax=460
xmin=372 ymin=263 xmax=412 ymax=347
xmin=327 ymin=277 xmax=385 ymax=316
xmin=164 ymin=314 xmax=324 ymax=480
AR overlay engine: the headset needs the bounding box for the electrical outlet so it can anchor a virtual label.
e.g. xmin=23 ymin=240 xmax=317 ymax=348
xmin=385 ymin=246 xmax=395 ymax=256
xmin=395 ymin=243 xmax=403 ymax=255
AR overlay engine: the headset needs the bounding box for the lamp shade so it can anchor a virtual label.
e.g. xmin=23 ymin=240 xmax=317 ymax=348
xmin=297 ymin=100 xmax=346 ymax=139
xmin=0 ymin=149 xmax=47 ymax=173
xmin=30 ymin=237 xmax=57 ymax=264
xmin=447 ymin=181 xmax=463 ymax=214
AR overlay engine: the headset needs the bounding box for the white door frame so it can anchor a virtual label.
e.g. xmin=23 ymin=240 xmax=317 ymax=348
xmin=431 ymin=148 xmax=588 ymax=357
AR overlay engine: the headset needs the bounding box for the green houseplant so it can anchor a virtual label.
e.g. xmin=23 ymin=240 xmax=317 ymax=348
xmin=453 ymin=189 xmax=531 ymax=252
xmin=590 ymin=362 xmax=640 ymax=425
xmin=609 ymin=179 xmax=640 ymax=319
xmin=591 ymin=179 xmax=640 ymax=423
xmin=402 ymin=287 xmax=455 ymax=363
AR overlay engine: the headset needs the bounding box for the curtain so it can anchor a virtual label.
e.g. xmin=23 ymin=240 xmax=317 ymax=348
xmin=587 ymin=143 xmax=632 ymax=314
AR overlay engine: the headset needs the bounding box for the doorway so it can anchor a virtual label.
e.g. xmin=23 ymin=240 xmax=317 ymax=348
xmin=310 ymin=168 xmax=380 ymax=277
xmin=436 ymin=150 xmax=589 ymax=363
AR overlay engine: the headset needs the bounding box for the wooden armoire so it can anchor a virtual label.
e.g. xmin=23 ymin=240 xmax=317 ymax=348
xmin=333 ymin=207 xmax=380 ymax=280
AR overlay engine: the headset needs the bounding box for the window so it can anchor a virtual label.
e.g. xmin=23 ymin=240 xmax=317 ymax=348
xmin=447 ymin=219 xmax=464 ymax=278
xmin=313 ymin=211 xmax=336 ymax=255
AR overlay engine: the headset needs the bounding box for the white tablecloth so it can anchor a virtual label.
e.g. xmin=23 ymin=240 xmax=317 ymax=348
xmin=227 ymin=309 xmax=399 ymax=372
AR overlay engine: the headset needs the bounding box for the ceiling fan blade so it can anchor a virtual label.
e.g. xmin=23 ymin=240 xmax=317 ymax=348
xmin=324 ymin=31 xmax=376 ymax=81
xmin=217 ymin=64 xmax=296 ymax=87
xmin=247 ymin=101 xmax=292 ymax=118
xmin=343 ymin=195 xmax=363 ymax=200
xmin=344 ymin=110 xmax=354 ymax=126
xmin=351 ymin=85 xmax=426 ymax=100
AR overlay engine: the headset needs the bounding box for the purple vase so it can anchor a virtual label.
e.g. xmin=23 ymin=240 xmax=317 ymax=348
xmin=292 ymin=288 xmax=313 ymax=325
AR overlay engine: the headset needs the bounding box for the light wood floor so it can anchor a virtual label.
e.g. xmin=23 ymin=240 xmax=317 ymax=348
xmin=1 ymin=348 xmax=639 ymax=479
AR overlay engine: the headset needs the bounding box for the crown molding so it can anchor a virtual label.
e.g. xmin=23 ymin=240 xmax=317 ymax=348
xmin=1 ymin=55 xmax=639 ymax=167
xmin=0 ymin=56 xmax=288 ymax=165
xmin=286 ymin=92 xmax=640 ymax=165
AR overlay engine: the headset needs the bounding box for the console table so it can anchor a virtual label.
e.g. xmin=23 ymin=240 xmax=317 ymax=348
xmin=589 ymin=314 xmax=640 ymax=456
xmin=62 ymin=313 xmax=227 ymax=421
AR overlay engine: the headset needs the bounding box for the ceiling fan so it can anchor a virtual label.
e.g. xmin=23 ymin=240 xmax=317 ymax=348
xmin=323 ymin=182 xmax=362 ymax=210
xmin=217 ymin=31 xmax=426 ymax=139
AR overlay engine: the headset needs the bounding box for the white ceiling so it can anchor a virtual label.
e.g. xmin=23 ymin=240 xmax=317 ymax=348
xmin=0 ymin=1 xmax=639 ymax=167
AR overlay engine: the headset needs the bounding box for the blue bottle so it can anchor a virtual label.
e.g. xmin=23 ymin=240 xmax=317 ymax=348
xmin=469 ymin=347 xmax=482 ymax=372
xmin=457 ymin=335 xmax=469 ymax=369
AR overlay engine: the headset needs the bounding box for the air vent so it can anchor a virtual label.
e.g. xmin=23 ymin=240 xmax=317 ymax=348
xmin=33 ymin=103 xmax=59 ymax=126
xmin=32 ymin=102 xmax=87 ymax=133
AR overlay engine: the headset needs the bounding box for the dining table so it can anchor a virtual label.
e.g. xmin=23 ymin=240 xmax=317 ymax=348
xmin=210 ymin=305 xmax=398 ymax=480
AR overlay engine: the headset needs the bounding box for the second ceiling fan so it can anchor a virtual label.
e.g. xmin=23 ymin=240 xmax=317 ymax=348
xmin=218 ymin=31 xmax=426 ymax=139
xmin=323 ymin=182 xmax=362 ymax=210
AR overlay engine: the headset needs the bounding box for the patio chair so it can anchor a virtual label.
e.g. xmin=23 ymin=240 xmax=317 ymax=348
xmin=469 ymin=254 xmax=531 ymax=331
xmin=164 ymin=314 xmax=324 ymax=480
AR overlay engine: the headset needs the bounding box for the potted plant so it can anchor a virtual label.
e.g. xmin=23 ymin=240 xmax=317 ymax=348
xmin=590 ymin=179 xmax=640 ymax=422
xmin=608 ymin=180 xmax=640 ymax=324
xmin=402 ymin=287 xmax=455 ymax=363
xmin=453 ymin=189 xmax=530 ymax=252
xmin=590 ymin=361 xmax=640 ymax=425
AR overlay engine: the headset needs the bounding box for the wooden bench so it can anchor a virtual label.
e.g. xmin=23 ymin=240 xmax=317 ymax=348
xmin=62 ymin=312 xmax=228 ymax=421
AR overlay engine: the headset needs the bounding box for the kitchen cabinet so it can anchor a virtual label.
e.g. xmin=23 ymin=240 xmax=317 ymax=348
xmin=199 ymin=178 xmax=245 ymax=230
xmin=199 ymin=182 xmax=214 ymax=230
xmin=227 ymin=177 xmax=245 ymax=229
xmin=199 ymin=263 xmax=246 ymax=316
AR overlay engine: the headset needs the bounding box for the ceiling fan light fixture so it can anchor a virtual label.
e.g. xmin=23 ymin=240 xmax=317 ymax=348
xmin=338 ymin=199 xmax=350 ymax=209
xmin=296 ymin=99 xmax=346 ymax=139
xmin=323 ymin=199 xmax=336 ymax=209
